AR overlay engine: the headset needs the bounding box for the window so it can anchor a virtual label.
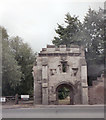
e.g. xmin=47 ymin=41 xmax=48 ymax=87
xmin=61 ymin=61 xmax=67 ymax=72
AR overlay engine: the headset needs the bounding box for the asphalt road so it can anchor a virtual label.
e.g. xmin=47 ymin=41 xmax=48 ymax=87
xmin=2 ymin=105 xmax=104 ymax=118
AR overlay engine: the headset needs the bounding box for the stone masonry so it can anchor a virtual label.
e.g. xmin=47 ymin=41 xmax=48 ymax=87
xmin=88 ymin=74 xmax=104 ymax=105
xmin=32 ymin=45 xmax=88 ymax=105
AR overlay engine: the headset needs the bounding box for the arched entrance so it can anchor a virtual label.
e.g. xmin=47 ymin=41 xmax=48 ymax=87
xmin=56 ymin=83 xmax=74 ymax=105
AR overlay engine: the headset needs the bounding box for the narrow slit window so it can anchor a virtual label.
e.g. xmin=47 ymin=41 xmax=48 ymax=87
xmin=61 ymin=62 xmax=67 ymax=72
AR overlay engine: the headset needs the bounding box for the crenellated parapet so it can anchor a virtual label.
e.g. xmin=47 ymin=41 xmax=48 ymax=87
xmin=39 ymin=44 xmax=84 ymax=57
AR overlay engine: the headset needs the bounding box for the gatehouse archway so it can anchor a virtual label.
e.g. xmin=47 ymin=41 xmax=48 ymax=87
xmin=56 ymin=82 xmax=74 ymax=105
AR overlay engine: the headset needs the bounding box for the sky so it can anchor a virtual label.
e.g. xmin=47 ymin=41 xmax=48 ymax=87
xmin=0 ymin=0 xmax=105 ymax=52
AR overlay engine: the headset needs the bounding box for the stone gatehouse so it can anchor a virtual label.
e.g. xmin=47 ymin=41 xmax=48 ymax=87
xmin=33 ymin=45 xmax=88 ymax=105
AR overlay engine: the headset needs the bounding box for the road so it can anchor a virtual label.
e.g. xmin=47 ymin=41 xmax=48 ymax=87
xmin=2 ymin=105 xmax=104 ymax=118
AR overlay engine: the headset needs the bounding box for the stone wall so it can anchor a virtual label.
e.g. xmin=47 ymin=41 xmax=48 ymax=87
xmin=33 ymin=45 xmax=88 ymax=105
xmin=88 ymin=74 xmax=104 ymax=104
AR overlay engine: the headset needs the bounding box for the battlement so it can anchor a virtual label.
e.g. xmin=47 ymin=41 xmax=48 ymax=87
xmin=39 ymin=44 xmax=84 ymax=57
xmin=46 ymin=44 xmax=80 ymax=48
xmin=41 ymin=44 xmax=80 ymax=52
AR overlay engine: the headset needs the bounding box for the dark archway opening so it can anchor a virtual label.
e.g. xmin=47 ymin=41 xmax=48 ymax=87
xmin=56 ymin=84 xmax=74 ymax=105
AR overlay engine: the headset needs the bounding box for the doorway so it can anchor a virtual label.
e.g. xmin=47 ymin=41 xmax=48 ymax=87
xmin=56 ymin=83 xmax=74 ymax=105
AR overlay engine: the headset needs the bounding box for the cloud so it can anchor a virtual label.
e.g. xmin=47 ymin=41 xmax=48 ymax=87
xmin=0 ymin=0 xmax=104 ymax=52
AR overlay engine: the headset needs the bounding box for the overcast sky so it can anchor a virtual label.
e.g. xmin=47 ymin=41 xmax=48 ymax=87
xmin=0 ymin=0 xmax=105 ymax=52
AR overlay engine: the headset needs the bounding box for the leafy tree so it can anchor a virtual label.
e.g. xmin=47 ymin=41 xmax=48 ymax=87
xmin=73 ymin=8 xmax=104 ymax=85
xmin=2 ymin=27 xmax=36 ymax=96
xmin=82 ymin=8 xmax=104 ymax=85
xmin=9 ymin=36 xmax=36 ymax=95
xmin=52 ymin=13 xmax=82 ymax=47
xmin=52 ymin=8 xmax=104 ymax=85
xmin=83 ymin=8 xmax=104 ymax=62
xmin=2 ymin=27 xmax=22 ymax=96
xmin=58 ymin=87 xmax=70 ymax=100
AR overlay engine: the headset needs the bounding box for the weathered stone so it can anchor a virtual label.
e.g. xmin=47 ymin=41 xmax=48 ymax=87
xmin=88 ymin=75 xmax=104 ymax=105
xmin=33 ymin=45 xmax=88 ymax=105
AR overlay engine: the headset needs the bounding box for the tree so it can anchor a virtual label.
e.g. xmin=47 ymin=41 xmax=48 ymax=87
xmin=58 ymin=87 xmax=70 ymax=100
xmin=83 ymin=8 xmax=104 ymax=61
xmin=82 ymin=8 xmax=104 ymax=85
xmin=52 ymin=13 xmax=82 ymax=47
xmin=2 ymin=27 xmax=36 ymax=96
xmin=52 ymin=8 xmax=104 ymax=85
xmin=9 ymin=36 xmax=36 ymax=95
xmin=2 ymin=27 xmax=22 ymax=96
